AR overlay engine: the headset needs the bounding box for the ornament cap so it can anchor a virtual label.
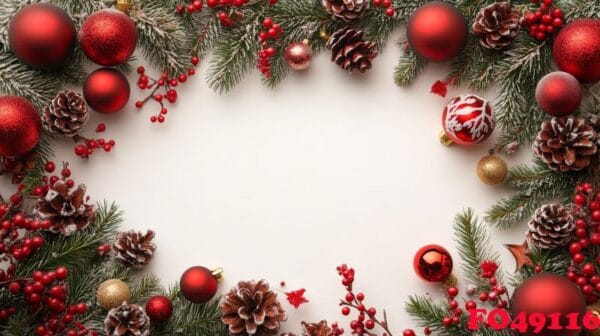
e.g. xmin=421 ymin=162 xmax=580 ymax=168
xmin=319 ymin=30 xmax=330 ymax=41
xmin=442 ymin=273 xmax=458 ymax=288
xmin=116 ymin=0 xmax=133 ymax=13
xmin=211 ymin=267 xmax=224 ymax=282
xmin=439 ymin=131 xmax=454 ymax=146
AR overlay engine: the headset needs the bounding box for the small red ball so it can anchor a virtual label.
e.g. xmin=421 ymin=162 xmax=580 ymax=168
xmin=83 ymin=68 xmax=130 ymax=114
xmin=79 ymin=9 xmax=138 ymax=66
xmin=535 ymin=71 xmax=582 ymax=117
xmin=413 ymin=244 xmax=453 ymax=282
xmin=284 ymin=42 xmax=312 ymax=71
xmin=145 ymin=295 xmax=173 ymax=322
xmin=511 ymin=273 xmax=586 ymax=336
xmin=553 ymin=19 xmax=600 ymax=83
xmin=180 ymin=266 xmax=219 ymax=304
xmin=0 ymin=96 xmax=41 ymax=157
xmin=406 ymin=1 xmax=467 ymax=62
xmin=8 ymin=4 xmax=76 ymax=68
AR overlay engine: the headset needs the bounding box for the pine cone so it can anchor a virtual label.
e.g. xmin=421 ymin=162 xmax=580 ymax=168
xmin=472 ymin=2 xmax=520 ymax=50
xmin=221 ymin=280 xmax=287 ymax=336
xmin=322 ymin=0 xmax=369 ymax=22
xmin=34 ymin=180 xmax=95 ymax=236
xmin=301 ymin=321 xmax=333 ymax=336
xmin=113 ymin=230 xmax=156 ymax=269
xmin=589 ymin=113 xmax=600 ymax=147
xmin=42 ymin=90 xmax=89 ymax=136
xmin=533 ymin=117 xmax=598 ymax=172
xmin=527 ymin=203 xmax=574 ymax=250
xmin=327 ymin=28 xmax=377 ymax=73
xmin=1 ymin=151 xmax=39 ymax=184
xmin=104 ymin=303 xmax=150 ymax=336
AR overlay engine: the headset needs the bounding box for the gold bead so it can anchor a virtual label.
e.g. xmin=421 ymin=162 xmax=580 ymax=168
xmin=97 ymin=279 xmax=131 ymax=310
xmin=116 ymin=0 xmax=133 ymax=14
xmin=476 ymin=154 xmax=508 ymax=185
xmin=319 ymin=31 xmax=330 ymax=41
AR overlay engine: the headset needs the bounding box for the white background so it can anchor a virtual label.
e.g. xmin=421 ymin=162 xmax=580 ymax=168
xmin=47 ymin=29 xmax=532 ymax=333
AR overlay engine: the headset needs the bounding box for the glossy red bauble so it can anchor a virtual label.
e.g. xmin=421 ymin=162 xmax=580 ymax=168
xmin=553 ymin=19 xmax=600 ymax=83
xmin=145 ymin=295 xmax=173 ymax=322
xmin=406 ymin=1 xmax=467 ymax=62
xmin=413 ymin=244 xmax=453 ymax=283
xmin=180 ymin=266 xmax=218 ymax=304
xmin=511 ymin=273 xmax=586 ymax=336
xmin=0 ymin=96 xmax=41 ymax=157
xmin=83 ymin=68 xmax=131 ymax=114
xmin=8 ymin=4 xmax=76 ymax=68
xmin=535 ymin=71 xmax=581 ymax=117
xmin=442 ymin=94 xmax=495 ymax=145
xmin=79 ymin=9 xmax=138 ymax=66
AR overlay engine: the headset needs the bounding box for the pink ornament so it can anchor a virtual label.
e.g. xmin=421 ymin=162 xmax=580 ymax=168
xmin=441 ymin=94 xmax=495 ymax=145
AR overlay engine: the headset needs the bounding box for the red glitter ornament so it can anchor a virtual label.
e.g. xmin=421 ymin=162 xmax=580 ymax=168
xmin=553 ymin=19 xmax=600 ymax=83
xmin=145 ymin=295 xmax=173 ymax=322
xmin=284 ymin=41 xmax=312 ymax=71
xmin=441 ymin=94 xmax=495 ymax=146
xmin=406 ymin=1 xmax=467 ymax=62
xmin=511 ymin=273 xmax=586 ymax=336
xmin=535 ymin=71 xmax=581 ymax=117
xmin=79 ymin=9 xmax=138 ymax=66
xmin=180 ymin=266 xmax=221 ymax=304
xmin=413 ymin=244 xmax=453 ymax=283
xmin=0 ymin=96 xmax=41 ymax=157
xmin=83 ymin=68 xmax=130 ymax=114
xmin=8 ymin=4 xmax=76 ymax=68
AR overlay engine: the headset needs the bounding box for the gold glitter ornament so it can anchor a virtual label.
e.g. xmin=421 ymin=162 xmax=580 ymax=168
xmin=97 ymin=279 xmax=131 ymax=310
xmin=476 ymin=153 xmax=508 ymax=185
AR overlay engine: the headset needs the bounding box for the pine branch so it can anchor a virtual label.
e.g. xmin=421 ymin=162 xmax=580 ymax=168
xmin=485 ymin=160 xmax=580 ymax=229
xmin=406 ymin=296 xmax=452 ymax=335
xmin=447 ymin=38 xmax=499 ymax=91
xmin=509 ymin=248 xmax=570 ymax=287
xmin=20 ymin=134 xmax=54 ymax=195
xmin=394 ymin=48 xmax=426 ymax=87
xmin=453 ymin=209 xmax=503 ymax=290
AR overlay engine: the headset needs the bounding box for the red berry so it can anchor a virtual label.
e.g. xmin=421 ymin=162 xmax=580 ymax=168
xmin=8 ymin=282 xmax=20 ymax=293
xmin=447 ymin=287 xmax=459 ymax=297
xmin=573 ymin=253 xmax=585 ymax=263
xmin=341 ymin=307 xmax=350 ymax=316
xmin=191 ymin=56 xmax=200 ymax=65
xmin=403 ymin=329 xmax=415 ymax=336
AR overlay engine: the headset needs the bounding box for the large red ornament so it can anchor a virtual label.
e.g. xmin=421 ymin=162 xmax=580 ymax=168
xmin=441 ymin=94 xmax=495 ymax=146
xmin=180 ymin=266 xmax=219 ymax=304
xmin=511 ymin=273 xmax=586 ymax=336
xmin=79 ymin=9 xmax=138 ymax=66
xmin=535 ymin=71 xmax=581 ymax=117
xmin=406 ymin=1 xmax=467 ymax=62
xmin=145 ymin=295 xmax=173 ymax=322
xmin=83 ymin=68 xmax=130 ymax=114
xmin=553 ymin=19 xmax=600 ymax=83
xmin=413 ymin=244 xmax=453 ymax=283
xmin=0 ymin=96 xmax=41 ymax=157
xmin=8 ymin=4 xmax=76 ymax=68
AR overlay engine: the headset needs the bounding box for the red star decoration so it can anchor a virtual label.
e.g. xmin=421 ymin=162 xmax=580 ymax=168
xmin=285 ymin=288 xmax=309 ymax=309
xmin=430 ymin=80 xmax=449 ymax=97
xmin=504 ymin=241 xmax=533 ymax=271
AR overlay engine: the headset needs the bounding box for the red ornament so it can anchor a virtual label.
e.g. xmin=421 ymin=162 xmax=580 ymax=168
xmin=284 ymin=42 xmax=312 ymax=71
xmin=535 ymin=71 xmax=581 ymax=117
xmin=511 ymin=273 xmax=586 ymax=336
xmin=145 ymin=295 xmax=173 ymax=322
xmin=441 ymin=94 xmax=495 ymax=146
xmin=8 ymin=4 xmax=76 ymax=68
xmin=83 ymin=68 xmax=130 ymax=114
xmin=180 ymin=266 xmax=220 ymax=304
xmin=406 ymin=1 xmax=467 ymax=62
xmin=79 ymin=9 xmax=138 ymax=66
xmin=0 ymin=96 xmax=41 ymax=157
xmin=553 ymin=19 xmax=600 ymax=83
xmin=413 ymin=244 xmax=453 ymax=283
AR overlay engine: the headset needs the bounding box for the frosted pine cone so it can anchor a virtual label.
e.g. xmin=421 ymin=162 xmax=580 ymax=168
xmin=113 ymin=230 xmax=156 ymax=269
xmin=527 ymin=203 xmax=574 ymax=250
xmin=221 ymin=280 xmax=287 ymax=336
xmin=533 ymin=117 xmax=597 ymax=172
xmin=322 ymin=0 xmax=369 ymax=22
xmin=327 ymin=28 xmax=377 ymax=73
xmin=42 ymin=90 xmax=89 ymax=136
xmin=104 ymin=303 xmax=150 ymax=336
xmin=472 ymin=2 xmax=520 ymax=50
xmin=301 ymin=321 xmax=333 ymax=336
xmin=34 ymin=180 xmax=95 ymax=236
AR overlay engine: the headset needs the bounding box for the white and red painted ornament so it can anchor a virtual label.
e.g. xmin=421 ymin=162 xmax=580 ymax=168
xmin=441 ymin=94 xmax=495 ymax=146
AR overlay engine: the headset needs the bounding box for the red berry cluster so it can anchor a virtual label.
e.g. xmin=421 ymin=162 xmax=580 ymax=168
xmin=72 ymin=128 xmax=116 ymax=159
xmin=257 ymin=17 xmax=283 ymax=79
xmin=336 ymin=264 xmax=398 ymax=336
xmin=521 ymin=0 xmax=564 ymax=41
xmin=566 ymin=183 xmax=600 ymax=304
xmin=372 ymin=0 xmax=395 ymax=17
xmin=0 ymin=212 xmax=47 ymax=283
xmin=176 ymin=0 xmax=278 ymax=26
xmin=97 ymin=243 xmax=111 ymax=256
xmin=30 ymin=162 xmax=75 ymax=198
xmin=135 ymin=57 xmax=199 ymax=124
